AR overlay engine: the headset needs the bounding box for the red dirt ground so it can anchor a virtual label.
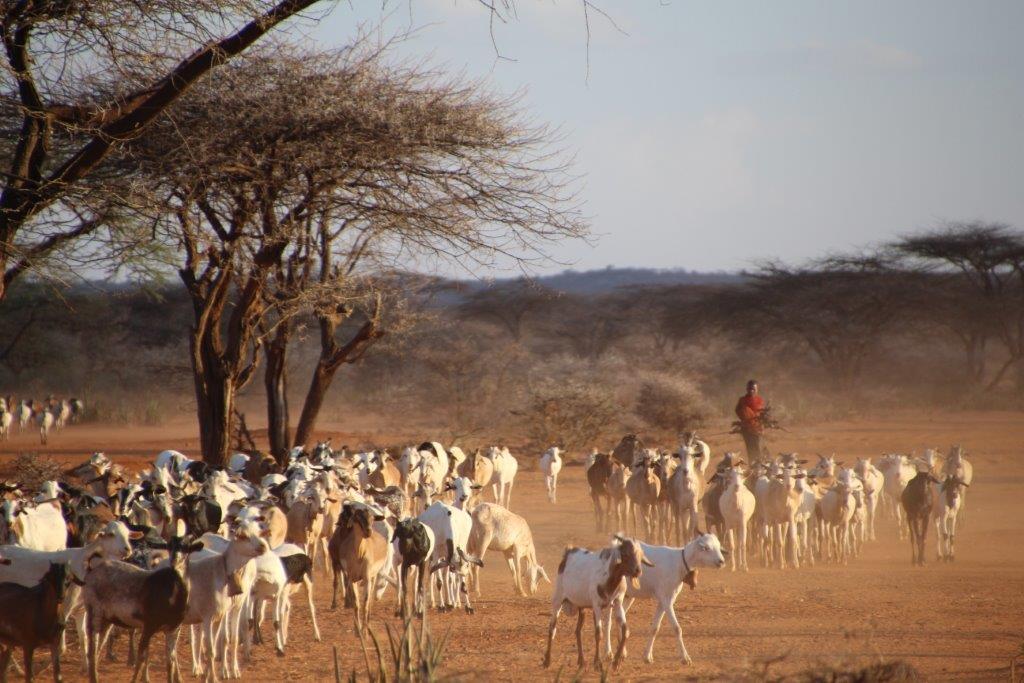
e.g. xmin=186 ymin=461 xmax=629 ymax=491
xmin=1 ymin=410 xmax=1022 ymax=681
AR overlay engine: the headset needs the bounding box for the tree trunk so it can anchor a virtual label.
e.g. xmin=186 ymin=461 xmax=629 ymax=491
xmin=293 ymin=361 xmax=333 ymax=449
xmin=292 ymin=301 xmax=384 ymax=448
xmin=190 ymin=333 xmax=234 ymax=468
xmin=264 ymin=321 xmax=292 ymax=464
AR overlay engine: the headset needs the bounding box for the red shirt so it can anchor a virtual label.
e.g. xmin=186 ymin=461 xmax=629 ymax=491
xmin=735 ymin=394 xmax=766 ymax=433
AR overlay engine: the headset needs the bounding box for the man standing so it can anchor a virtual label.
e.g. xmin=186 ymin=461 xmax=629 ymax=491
xmin=735 ymin=379 xmax=766 ymax=461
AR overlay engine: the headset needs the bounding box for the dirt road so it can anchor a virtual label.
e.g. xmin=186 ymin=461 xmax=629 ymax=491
xmin=1 ymin=410 xmax=1022 ymax=680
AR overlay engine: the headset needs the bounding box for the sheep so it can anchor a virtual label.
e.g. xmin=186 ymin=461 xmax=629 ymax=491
xmin=717 ymin=466 xmax=755 ymax=571
xmin=933 ymin=475 xmax=969 ymax=562
xmin=0 ymin=559 xmax=67 ymax=683
xmin=83 ymin=534 xmax=204 ymax=683
xmin=327 ymin=504 xmax=389 ymax=628
xmin=179 ymin=521 xmax=270 ymax=681
xmin=0 ymin=499 xmax=67 ymax=551
xmin=484 ymin=446 xmax=518 ymax=509
xmin=467 ymin=502 xmax=549 ymax=597
xmin=625 ymin=454 xmax=661 ymax=541
xmin=540 ymin=447 xmax=564 ymax=504
xmin=391 ymin=518 xmax=435 ymax=619
xmin=620 ymin=533 xmax=726 ymax=664
xmin=586 ymin=451 xmax=614 ymax=532
xmin=543 ymin=535 xmax=652 ymax=670
xmin=667 ymin=450 xmax=702 ymax=545
xmin=417 ymin=500 xmax=477 ymax=613
xmin=901 ymin=469 xmax=938 ymax=566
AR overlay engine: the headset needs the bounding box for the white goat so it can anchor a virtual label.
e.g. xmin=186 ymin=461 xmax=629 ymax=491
xmin=485 ymin=446 xmax=519 ymax=509
xmin=620 ymin=534 xmax=726 ymax=664
xmin=467 ymin=502 xmax=549 ymax=596
xmin=717 ymin=468 xmax=755 ymax=571
xmin=540 ymin=447 xmax=564 ymax=503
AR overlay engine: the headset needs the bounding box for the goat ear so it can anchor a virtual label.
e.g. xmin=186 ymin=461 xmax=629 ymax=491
xmin=470 ymin=484 xmax=482 ymax=490
xmin=641 ymin=556 xmax=655 ymax=567
xmin=373 ymin=514 xmax=385 ymax=522
xmin=187 ymin=542 xmax=205 ymax=553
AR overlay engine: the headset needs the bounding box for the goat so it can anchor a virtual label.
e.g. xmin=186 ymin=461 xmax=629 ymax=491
xmin=901 ymin=470 xmax=939 ymax=566
xmin=417 ymin=501 xmax=477 ymax=613
xmin=0 ymin=560 xmax=67 ymax=683
xmin=540 ymin=447 xmax=564 ymax=503
xmin=853 ymin=457 xmax=883 ymax=541
xmin=0 ymin=405 xmax=11 ymax=441
xmin=933 ymin=475 xmax=968 ymax=562
xmin=445 ymin=477 xmax=481 ymax=511
xmin=943 ymin=445 xmax=974 ymax=519
xmin=15 ymin=401 xmax=32 ymax=431
xmin=625 ymin=454 xmax=661 ymax=541
xmin=543 ymin=535 xmax=652 ymax=670
xmin=456 ymin=449 xmax=494 ymax=505
xmin=620 ymin=533 xmax=726 ymax=664
xmin=0 ymin=499 xmax=67 ymax=551
xmin=586 ymin=451 xmax=614 ymax=532
xmin=467 ymin=502 xmax=549 ymax=597
xmin=717 ymin=466 xmax=754 ymax=571
xmin=391 ymin=518 xmax=434 ymax=619
xmin=327 ymin=504 xmax=389 ymax=629
xmin=667 ymin=450 xmax=702 ymax=545
xmin=249 ymin=543 xmax=321 ymax=655
xmin=180 ymin=521 xmax=270 ymax=681
xmin=83 ymin=535 xmax=203 ymax=683
xmin=37 ymin=409 xmax=54 ymax=445
xmin=484 ymin=446 xmax=519 ymax=509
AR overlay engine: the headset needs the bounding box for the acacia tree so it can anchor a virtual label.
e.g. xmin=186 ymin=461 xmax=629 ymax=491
xmin=126 ymin=47 xmax=585 ymax=464
xmin=0 ymin=0 xmax=356 ymax=302
xmin=892 ymin=221 xmax=1024 ymax=392
xmin=703 ymin=257 xmax=916 ymax=390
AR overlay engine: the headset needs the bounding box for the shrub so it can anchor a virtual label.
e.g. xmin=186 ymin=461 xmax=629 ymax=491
xmin=634 ymin=374 xmax=711 ymax=436
xmin=519 ymin=380 xmax=620 ymax=451
xmin=8 ymin=452 xmax=64 ymax=490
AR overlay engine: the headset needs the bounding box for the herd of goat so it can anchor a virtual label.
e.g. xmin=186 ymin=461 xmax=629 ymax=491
xmin=0 ymin=434 xmax=977 ymax=681
xmin=0 ymin=397 xmax=84 ymax=444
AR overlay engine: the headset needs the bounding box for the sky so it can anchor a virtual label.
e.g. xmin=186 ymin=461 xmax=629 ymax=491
xmin=301 ymin=1 xmax=1024 ymax=275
